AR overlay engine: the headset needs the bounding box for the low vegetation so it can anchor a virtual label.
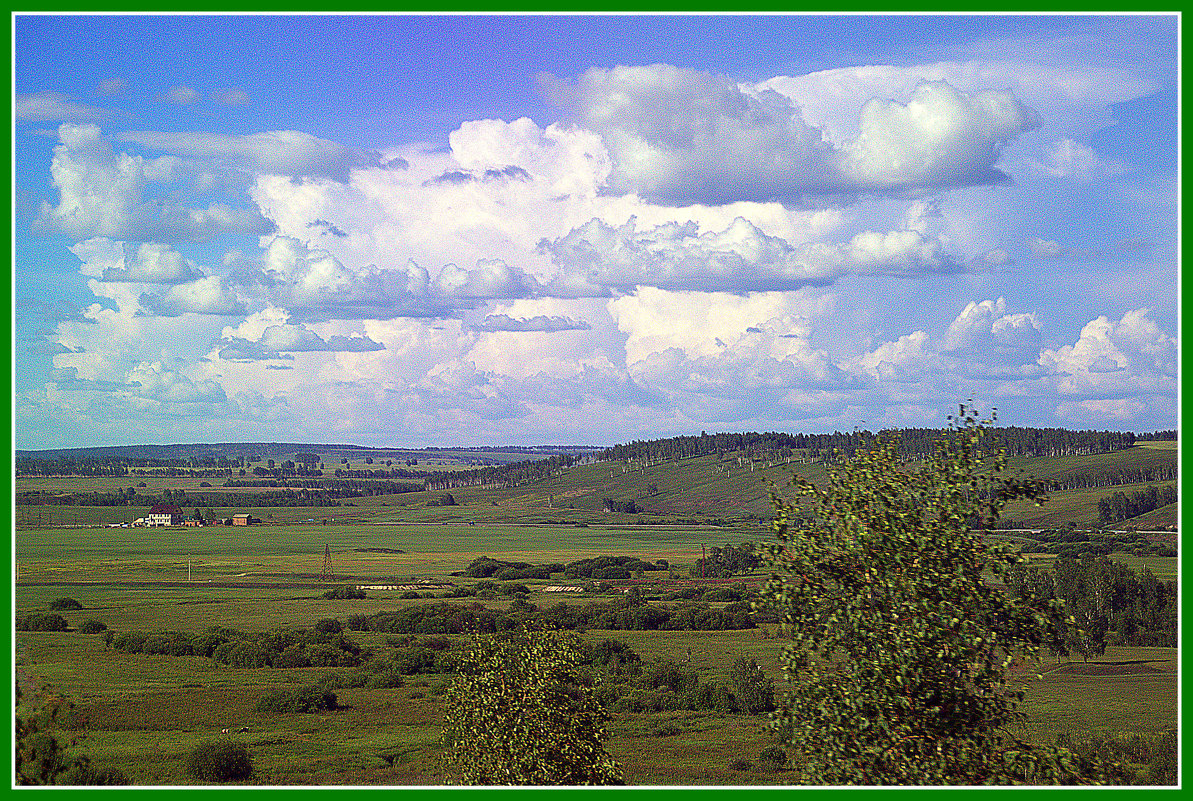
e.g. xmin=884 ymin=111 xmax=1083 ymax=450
xmin=12 ymin=422 xmax=1177 ymax=785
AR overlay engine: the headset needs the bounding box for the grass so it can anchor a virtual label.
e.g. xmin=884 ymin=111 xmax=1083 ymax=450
xmin=13 ymin=441 xmax=1177 ymax=785
xmin=20 ymin=620 xmax=1174 ymax=786
xmin=1002 ymin=481 xmax=1177 ymax=529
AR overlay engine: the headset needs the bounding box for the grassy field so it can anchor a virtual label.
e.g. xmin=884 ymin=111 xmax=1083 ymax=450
xmin=14 ymin=521 xmax=734 ymax=585
xmin=16 ymin=442 xmax=1176 ymax=531
xmin=17 ymin=621 xmax=1175 ymax=786
xmin=13 ymin=440 xmax=1178 ymax=785
xmin=14 ymin=514 xmax=1178 ymax=786
xmin=1001 ymin=480 xmax=1178 ymax=529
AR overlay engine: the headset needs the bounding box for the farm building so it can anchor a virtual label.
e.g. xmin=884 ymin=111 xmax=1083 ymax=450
xmin=543 ymin=585 xmax=584 ymax=593
xmin=232 ymin=514 xmax=257 ymax=526
xmin=146 ymin=504 xmax=183 ymax=527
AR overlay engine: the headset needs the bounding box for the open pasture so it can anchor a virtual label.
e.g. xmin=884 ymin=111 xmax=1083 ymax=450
xmin=14 ymin=521 xmax=727 ymax=586
xmin=17 ymin=619 xmax=1176 ymax=786
xmin=12 ymin=440 xmax=1178 ymax=785
xmin=1001 ymin=480 xmax=1177 ymax=529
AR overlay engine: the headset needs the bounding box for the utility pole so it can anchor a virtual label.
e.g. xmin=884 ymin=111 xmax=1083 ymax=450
xmin=321 ymin=544 xmax=332 ymax=582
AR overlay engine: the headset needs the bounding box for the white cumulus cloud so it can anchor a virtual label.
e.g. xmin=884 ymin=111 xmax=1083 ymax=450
xmin=34 ymin=124 xmax=270 ymax=242
xmin=117 ymin=129 xmax=380 ymax=181
xmin=541 ymin=65 xmax=1039 ymax=205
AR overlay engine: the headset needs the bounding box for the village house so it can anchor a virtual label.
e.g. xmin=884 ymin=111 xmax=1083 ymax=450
xmin=146 ymin=504 xmax=183 ymax=527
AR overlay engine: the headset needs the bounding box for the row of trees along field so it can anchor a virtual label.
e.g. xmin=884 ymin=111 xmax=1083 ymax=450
xmin=1097 ymin=484 xmax=1178 ymax=522
xmin=15 ymin=479 xmax=428 ymax=508
xmin=17 ymin=426 xmax=1171 ymax=480
xmin=597 ymin=426 xmax=1157 ymax=465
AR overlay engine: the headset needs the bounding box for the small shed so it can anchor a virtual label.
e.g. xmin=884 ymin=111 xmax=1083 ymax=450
xmin=232 ymin=513 xmax=254 ymax=526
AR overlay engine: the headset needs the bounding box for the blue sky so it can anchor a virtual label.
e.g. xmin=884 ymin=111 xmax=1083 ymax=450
xmin=14 ymin=13 xmax=1179 ymax=449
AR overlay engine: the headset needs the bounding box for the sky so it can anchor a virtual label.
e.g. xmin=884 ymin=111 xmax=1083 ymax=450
xmin=13 ymin=13 xmax=1180 ymax=450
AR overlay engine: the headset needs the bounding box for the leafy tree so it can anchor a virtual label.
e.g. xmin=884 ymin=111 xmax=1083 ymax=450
xmin=758 ymin=407 xmax=1096 ymax=785
xmin=16 ymin=684 xmax=126 ymax=785
xmin=441 ymin=629 xmax=624 ymax=785
xmin=729 ymin=656 xmax=775 ymax=714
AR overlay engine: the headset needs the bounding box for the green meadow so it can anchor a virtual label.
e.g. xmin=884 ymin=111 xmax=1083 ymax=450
xmin=14 ymin=440 xmax=1177 ymax=785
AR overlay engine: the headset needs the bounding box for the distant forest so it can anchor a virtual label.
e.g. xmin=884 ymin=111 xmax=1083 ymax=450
xmin=16 ymin=428 xmax=1176 ymax=501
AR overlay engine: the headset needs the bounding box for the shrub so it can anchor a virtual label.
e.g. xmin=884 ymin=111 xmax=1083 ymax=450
xmin=399 ymin=591 xmax=421 ymax=599
xmin=185 ymin=741 xmax=253 ymax=783
xmin=17 ymin=614 xmax=69 ymax=632
xmin=642 ymin=659 xmax=698 ymax=693
xmin=57 ymin=757 xmax=127 ymax=786
xmin=346 ymin=614 xmax=370 ymax=631
xmin=322 ymin=585 xmax=366 ymax=600
xmin=113 ymin=631 xmax=150 ymax=653
xmin=758 ymin=746 xmax=787 ymax=771
xmin=686 ymin=681 xmax=738 ymax=714
xmin=728 ymin=758 xmax=753 ymax=772
xmin=255 ymin=686 xmax=338 ymax=714
xmin=314 ymin=618 xmax=343 ymax=634
xmin=78 ymin=620 xmax=107 ymax=635
xmin=225 ymin=641 xmax=269 ymax=669
xmin=366 ymin=669 xmax=406 ymax=689
xmin=211 ymin=641 xmax=237 ymax=664
xmin=143 ymin=632 xmax=193 ymax=656
xmin=730 ymin=657 xmax=775 ymax=714
xmin=273 ymin=645 xmax=311 ymax=669
xmin=306 ymin=643 xmax=350 ymax=667
xmin=654 ymin=722 xmax=682 ymax=737
xmin=702 ymin=587 xmax=742 ymax=603
xmin=48 ymin=598 xmax=82 ymax=611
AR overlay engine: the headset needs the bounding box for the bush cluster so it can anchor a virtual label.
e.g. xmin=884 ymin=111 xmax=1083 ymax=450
xmin=255 ymin=685 xmax=338 ymax=714
xmin=563 ymin=555 xmax=666 ymax=579
xmin=78 ymin=620 xmax=108 ymax=634
xmin=17 ymin=613 xmax=68 ymax=632
xmin=321 ymin=585 xmax=366 ymax=600
xmin=1015 ymin=528 xmax=1175 ymax=558
xmin=349 ymin=597 xmax=755 ymax=636
xmin=48 ymin=598 xmax=83 ymax=611
xmin=446 ymin=580 xmax=530 ymax=599
xmin=111 ymin=623 xmax=364 ymax=667
xmin=461 ymin=556 xmax=564 ymax=579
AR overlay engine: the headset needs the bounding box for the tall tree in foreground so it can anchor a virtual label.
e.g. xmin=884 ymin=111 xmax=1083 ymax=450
xmin=441 ymin=629 xmax=624 ymax=785
xmin=758 ymin=407 xmax=1098 ymax=785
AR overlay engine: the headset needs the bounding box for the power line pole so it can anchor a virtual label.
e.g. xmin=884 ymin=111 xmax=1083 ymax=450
xmin=321 ymin=544 xmax=332 ymax=582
